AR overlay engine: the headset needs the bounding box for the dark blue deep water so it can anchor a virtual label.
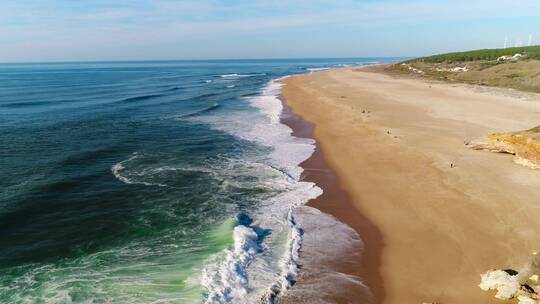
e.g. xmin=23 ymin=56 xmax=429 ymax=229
xmin=0 ymin=59 xmax=396 ymax=303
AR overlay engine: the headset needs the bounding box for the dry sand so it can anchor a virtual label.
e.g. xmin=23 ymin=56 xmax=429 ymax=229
xmin=281 ymin=67 xmax=540 ymax=304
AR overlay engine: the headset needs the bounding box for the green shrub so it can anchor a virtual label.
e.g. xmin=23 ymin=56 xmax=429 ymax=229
xmin=413 ymin=45 xmax=540 ymax=63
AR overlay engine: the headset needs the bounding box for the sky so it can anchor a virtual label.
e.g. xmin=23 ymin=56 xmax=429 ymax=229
xmin=1 ymin=0 xmax=540 ymax=62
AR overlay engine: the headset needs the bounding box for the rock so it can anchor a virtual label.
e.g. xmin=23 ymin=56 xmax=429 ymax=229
xmin=467 ymin=131 xmax=540 ymax=169
xmin=497 ymin=53 xmax=525 ymax=62
xmin=435 ymin=66 xmax=468 ymax=73
xmin=479 ymin=269 xmax=520 ymax=299
xmin=518 ymin=295 xmax=538 ymax=304
xmin=480 ymin=253 xmax=540 ymax=303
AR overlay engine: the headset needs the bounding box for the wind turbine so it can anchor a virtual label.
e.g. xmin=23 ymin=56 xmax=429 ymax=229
xmin=528 ymin=34 xmax=533 ymax=46
xmin=504 ymin=37 xmax=508 ymax=48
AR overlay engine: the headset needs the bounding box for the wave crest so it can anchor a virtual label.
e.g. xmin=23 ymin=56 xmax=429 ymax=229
xmin=219 ymin=73 xmax=266 ymax=79
xmin=202 ymin=218 xmax=261 ymax=304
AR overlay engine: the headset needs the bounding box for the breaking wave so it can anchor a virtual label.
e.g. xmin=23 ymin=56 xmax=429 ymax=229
xmin=219 ymin=73 xmax=266 ymax=79
xmin=201 ymin=214 xmax=261 ymax=303
xmin=198 ymin=77 xmax=321 ymax=303
xmin=306 ymin=67 xmax=330 ymax=72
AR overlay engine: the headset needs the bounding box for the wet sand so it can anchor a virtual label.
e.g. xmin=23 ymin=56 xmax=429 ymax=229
xmin=278 ymin=103 xmax=381 ymax=303
xmin=280 ymin=67 xmax=540 ymax=303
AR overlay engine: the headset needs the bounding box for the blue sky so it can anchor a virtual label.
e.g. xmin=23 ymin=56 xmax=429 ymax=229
xmin=1 ymin=0 xmax=540 ymax=62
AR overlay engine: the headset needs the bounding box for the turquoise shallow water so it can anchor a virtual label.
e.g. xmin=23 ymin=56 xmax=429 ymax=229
xmin=0 ymin=59 xmax=397 ymax=303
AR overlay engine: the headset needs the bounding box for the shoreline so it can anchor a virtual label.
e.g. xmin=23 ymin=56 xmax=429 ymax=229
xmin=280 ymin=67 xmax=540 ymax=303
xmin=278 ymin=100 xmax=383 ymax=303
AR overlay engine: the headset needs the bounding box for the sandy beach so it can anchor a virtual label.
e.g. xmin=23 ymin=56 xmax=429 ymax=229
xmin=281 ymin=67 xmax=540 ymax=303
xmin=278 ymin=103 xmax=379 ymax=304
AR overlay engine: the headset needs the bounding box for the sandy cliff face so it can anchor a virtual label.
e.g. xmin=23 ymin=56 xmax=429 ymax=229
xmin=469 ymin=128 xmax=540 ymax=169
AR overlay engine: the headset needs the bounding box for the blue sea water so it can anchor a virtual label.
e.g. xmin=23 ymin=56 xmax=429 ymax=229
xmin=0 ymin=58 xmax=396 ymax=303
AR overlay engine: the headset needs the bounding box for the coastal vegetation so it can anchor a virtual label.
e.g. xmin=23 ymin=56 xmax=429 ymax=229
xmin=416 ymin=45 xmax=540 ymax=62
xmin=387 ymin=45 xmax=540 ymax=93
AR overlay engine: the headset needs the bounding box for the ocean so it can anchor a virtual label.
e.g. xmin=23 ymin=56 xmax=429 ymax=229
xmin=0 ymin=59 xmax=394 ymax=303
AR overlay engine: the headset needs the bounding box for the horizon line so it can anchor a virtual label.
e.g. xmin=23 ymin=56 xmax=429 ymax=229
xmin=0 ymin=56 xmax=411 ymax=65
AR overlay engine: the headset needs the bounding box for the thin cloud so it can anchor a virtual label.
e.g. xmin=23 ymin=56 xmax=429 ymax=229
xmin=1 ymin=0 xmax=539 ymax=61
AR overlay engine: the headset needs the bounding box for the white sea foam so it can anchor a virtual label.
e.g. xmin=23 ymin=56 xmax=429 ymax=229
xmin=111 ymin=153 xmax=139 ymax=184
xmin=219 ymin=73 xmax=266 ymax=79
xmin=111 ymin=153 xmax=167 ymax=187
xmin=111 ymin=161 xmax=130 ymax=184
xmin=186 ymin=77 xmax=314 ymax=180
xmin=266 ymin=209 xmax=304 ymax=298
xmin=200 ymin=165 xmax=322 ymax=303
xmin=241 ymin=77 xmax=316 ymax=180
xmin=306 ymin=67 xmax=330 ymax=73
xmin=198 ymin=77 xmax=324 ymax=303
xmin=202 ymin=225 xmax=260 ymax=303
xmin=278 ymin=206 xmax=371 ymax=303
